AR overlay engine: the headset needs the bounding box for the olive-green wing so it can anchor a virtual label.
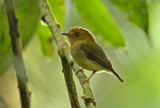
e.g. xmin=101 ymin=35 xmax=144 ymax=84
xmin=80 ymin=42 xmax=124 ymax=83
xmin=80 ymin=42 xmax=112 ymax=70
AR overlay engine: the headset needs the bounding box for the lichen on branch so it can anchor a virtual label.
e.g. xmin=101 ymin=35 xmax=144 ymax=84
xmin=38 ymin=0 xmax=96 ymax=107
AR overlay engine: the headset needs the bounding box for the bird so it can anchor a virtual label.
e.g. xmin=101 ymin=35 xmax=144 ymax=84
xmin=61 ymin=27 xmax=124 ymax=83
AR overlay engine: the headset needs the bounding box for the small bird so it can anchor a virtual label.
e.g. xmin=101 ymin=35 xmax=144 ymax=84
xmin=61 ymin=27 xmax=124 ymax=83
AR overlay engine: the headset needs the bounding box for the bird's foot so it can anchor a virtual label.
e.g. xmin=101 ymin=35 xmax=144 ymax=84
xmin=75 ymin=68 xmax=85 ymax=75
xmin=81 ymin=79 xmax=90 ymax=84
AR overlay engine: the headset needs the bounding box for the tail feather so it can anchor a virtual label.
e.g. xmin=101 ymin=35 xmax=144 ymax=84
xmin=110 ymin=68 xmax=124 ymax=83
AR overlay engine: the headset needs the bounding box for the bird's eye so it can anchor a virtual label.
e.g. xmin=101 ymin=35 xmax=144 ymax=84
xmin=75 ymin=32 xmax=80 ymax=37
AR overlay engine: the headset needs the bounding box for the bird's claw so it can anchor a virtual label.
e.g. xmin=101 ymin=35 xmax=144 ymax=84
xmin=81 ymin=79 xmax=90 ymax=84
xmin=75 ymin=68 xmax=85 ymax=75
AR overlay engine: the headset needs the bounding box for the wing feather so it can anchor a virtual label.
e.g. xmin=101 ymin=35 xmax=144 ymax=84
xmin=79 ymin=42 xmax=124 ymax=83
xmin=80 ymin=42 xmax=112 ymax=70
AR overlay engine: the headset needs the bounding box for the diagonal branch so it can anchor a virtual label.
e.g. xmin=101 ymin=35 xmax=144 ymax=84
xmin=38 ymin=0 xmax=96 ymax=107
xmin=38 ymin=0 xmax=80 ymax=107
xmin=4 ymin=0 xmax=31 ymax=108
xmin=71 ymin=64 xmax=96 ymax=108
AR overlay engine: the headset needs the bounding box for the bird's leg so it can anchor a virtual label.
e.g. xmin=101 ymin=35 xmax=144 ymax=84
xmin=81 ymin=71 xmax=96 ymax=84
xmin=88 ymin=71 xmax=96 ymax=81
xmin=75 ymin=68 xmax=85 ymax=75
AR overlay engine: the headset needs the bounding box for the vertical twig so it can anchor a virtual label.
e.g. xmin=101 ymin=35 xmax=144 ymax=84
xmin=71 ymin=64 xmax=96 ymax=108
xmin=38 ymin=0 xmax=96 ymax=107
xmin=4 ymin=0 xmax=31 ymax=108
xmin=61 ymin=55 xmax=81 ymax=108
xmin=39 ymin=0 xmax=81 ymax=107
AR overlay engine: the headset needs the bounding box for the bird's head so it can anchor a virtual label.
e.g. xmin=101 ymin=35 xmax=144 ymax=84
xmin=61 ymin=27 xmax=96 ymax=44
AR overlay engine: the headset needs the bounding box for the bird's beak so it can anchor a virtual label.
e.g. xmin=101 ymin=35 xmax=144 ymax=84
xmin=61 ymin=32 xmax=71 ymax=37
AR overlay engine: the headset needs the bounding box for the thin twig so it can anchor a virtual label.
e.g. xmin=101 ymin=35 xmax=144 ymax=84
xmin=38 ymin=0 xmax=80 ymax=107
xmin=71 ymin=64 xmax=96 ymax=108
xmin=38 ymin=0 xmax=96 ymax=107
xmin=4 ymin=0 xmax=31 ymax=108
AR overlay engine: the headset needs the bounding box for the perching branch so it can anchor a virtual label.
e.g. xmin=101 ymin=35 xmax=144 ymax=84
xmin=71 ymin=64 xmax=96 ymax=108
xmin=38 ymin=0 xmax=96 ymax=108
xmin=38 ymin=0 xmax=80 ymax=108
xmin=4 ymin=0 xmax=31 ymax=108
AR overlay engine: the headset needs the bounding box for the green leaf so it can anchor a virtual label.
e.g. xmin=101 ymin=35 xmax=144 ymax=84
xmin=148 ymin=0 xmax=160 ymax=49
xmin=37 ymin=22 xmax=54 ymax=56
xmin=0 ymin=15 xmax=12 ymax=75
xmin=73 ymin=0 xmax=125 ymax=46
xmin=110 ymin=0 xmax=149 ymax=33
xmin=48 ymin=0 xmax=65 ymax=27
xmin=15 ymin=0 xmax=40 ymax=46
xmin=36 ymin=0 xmax=65 ymax=56
xmin=0 ymin=0 xmax=40 ymax=75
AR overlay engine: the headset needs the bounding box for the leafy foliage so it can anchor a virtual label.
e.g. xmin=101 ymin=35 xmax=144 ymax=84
xmin=73 ymin=0 xmax=125 ymax=47
xmin=110 ymin=0 xmax=149 ymax=33
xmin=15 ymin=0 xmax=40 ymax=46
xmin=37 ymin=22 xmax=54 ymax=56
xmin=37 ymin=0 xmax=65 ymax=56
xmin=48 ymin=0 xmax=65 ymax=26
xmin=0 ymin=0 xmax=40 ymax=75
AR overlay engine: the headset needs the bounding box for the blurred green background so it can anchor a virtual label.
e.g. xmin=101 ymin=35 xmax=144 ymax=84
xmin=0 ymin=0 xmax=160 ymax=108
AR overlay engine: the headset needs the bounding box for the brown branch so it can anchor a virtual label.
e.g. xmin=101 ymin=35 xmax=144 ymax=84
xmin=61 ymin=56 xmax=81 ymax=108
xmin=38 ymin=0 xmax=96 ymax=107
xmin=4 ymin=0 xmax=31 ymax=108
xmin=38 ymin=0 xmax=80 ymax=108
xmin=71 ymin=64 xmax=96 ymax=108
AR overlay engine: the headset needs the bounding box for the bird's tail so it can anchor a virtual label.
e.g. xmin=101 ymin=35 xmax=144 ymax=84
xmin=110 ymin=68 xmax=124 ymax=83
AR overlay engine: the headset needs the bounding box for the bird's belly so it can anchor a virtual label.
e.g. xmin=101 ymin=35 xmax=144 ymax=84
xmin=71 ymin=49 xmax=103 ymax=71
xmin=78 ymin=59 xmax=103 ymax=71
